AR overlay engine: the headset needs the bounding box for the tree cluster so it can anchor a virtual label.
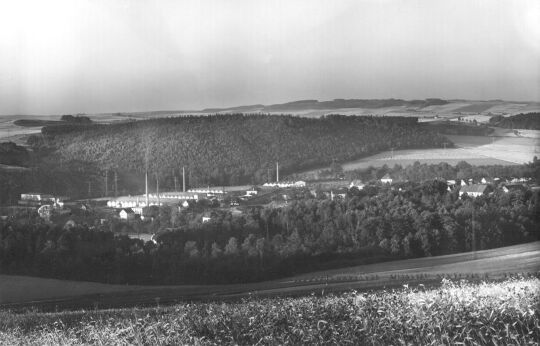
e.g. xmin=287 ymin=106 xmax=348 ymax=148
xmin=1 ymin=179 xmax=537 ymax=285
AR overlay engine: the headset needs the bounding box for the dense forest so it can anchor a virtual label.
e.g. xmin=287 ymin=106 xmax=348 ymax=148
xmin=28 ymin=114 xmax=446 ymax=189
xmin=489 ymin=112 xmax=540 ymax=130
xmin=1 ymin=175 xmax=537 ymax=284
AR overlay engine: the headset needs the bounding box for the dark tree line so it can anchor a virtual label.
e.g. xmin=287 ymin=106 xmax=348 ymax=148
xmin=489 ymin=112 xmax=540 ymax=130
xmin=1 ymin=179 xmax=537 ymax=285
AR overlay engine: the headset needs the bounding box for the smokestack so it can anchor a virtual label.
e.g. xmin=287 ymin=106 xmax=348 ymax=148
xmin=182 ymin=166 xmax=186 ymax=192
xmin=276 ymin=161 xmax=279 ymax=183
xmin=145 ymin=170 xmax=149 ymax=206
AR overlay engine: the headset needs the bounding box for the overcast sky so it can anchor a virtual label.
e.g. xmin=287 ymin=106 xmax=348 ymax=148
xmin=0 ymin=0 xmax=539 ymax=115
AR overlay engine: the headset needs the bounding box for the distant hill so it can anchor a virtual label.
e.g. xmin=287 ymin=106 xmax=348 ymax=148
xmin=37 ymin=114 xmax=446 ymax=187
xmin=202 ymin=98 xmax=449 ymax=113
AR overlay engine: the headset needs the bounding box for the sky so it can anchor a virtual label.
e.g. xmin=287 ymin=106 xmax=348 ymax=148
xmin=0 ymin=0 xmax=539 ymax=115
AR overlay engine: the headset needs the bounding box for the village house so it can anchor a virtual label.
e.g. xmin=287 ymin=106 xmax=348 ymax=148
xmin=380 ymin=174 xmax=393 ymax=184
xmin=459 ymin=184 xmax=492 ymax=198
xmin=119 ymin=208 xmax=136 ymax=220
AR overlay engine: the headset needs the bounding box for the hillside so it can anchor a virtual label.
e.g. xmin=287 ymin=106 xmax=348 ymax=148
xmin=39 ymin=114 xmax=446 ymax=187
xmin=1 ymin=241 xmax=538 ymax=308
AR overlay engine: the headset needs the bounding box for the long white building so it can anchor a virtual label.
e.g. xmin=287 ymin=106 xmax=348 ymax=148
xmin=107 ymin=192 xmax=199 ymax=208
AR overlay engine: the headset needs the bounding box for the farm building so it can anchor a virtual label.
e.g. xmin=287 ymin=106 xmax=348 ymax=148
xmin=380 ymin=174 xmax=393 ymax=184
xmin=459 ymin=184 xmax=492 ymax=198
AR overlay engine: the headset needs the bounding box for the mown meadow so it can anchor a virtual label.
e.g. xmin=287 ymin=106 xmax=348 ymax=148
xmin=1 ymin=276 xmax=538 ymax=345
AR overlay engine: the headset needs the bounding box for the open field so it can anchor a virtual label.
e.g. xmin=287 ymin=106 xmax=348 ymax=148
xmin=1 ymin=241 xmax=538 ymax=311
xmin=301 ymin=132 xmax=538 ymax=174
xmin=0 ymin=277 xmax=538 ymax=345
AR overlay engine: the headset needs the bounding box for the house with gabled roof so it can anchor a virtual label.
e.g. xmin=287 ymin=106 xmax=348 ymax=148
xmin=459 ymin=184 xmax=492 ymax=198
xmin=119 ymin=208 xmax=136 ymax=220
xmin=380 ymin=174 xmax=393 ymax=184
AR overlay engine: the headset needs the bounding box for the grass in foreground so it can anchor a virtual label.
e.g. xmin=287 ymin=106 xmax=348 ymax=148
xmin=0 ymin=277 xmax=538 ymax=345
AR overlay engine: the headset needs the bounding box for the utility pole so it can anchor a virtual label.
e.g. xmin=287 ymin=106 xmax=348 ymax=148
xmin=390 ymin=147 xmax=395 ymax=159
xmin=88 ymin=181 xmax=92 ymax=198
xmin=276 ymin=161 xmax=279 ymax=183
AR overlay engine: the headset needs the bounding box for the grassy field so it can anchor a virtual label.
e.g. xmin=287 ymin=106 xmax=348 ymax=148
xmin=0 ymin=277 xmax=538 ymax=345
xmin=1 ymin=242 xmax=539 ymax=311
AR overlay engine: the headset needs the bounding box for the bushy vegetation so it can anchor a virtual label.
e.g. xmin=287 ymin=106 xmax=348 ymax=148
xmin=1 ymin=277 xmax=538 ymax=345
xmin=34 ymin=114 xmax=446 ymax=187
xmin=1 ymin=177 xmax=537 ymax=285
xmin=489 ymin=112 xmax=540 ymax=130
xmin=0 ymin=142 xmax=29 ymax=166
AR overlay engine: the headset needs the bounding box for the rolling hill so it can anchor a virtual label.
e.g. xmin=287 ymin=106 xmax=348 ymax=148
xmin=39 ymin=114 xmax=445 ymax=187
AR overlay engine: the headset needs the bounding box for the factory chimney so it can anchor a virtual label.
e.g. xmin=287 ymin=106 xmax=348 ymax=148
xmin=145 ymin=170 xmax=149 ymax=206
xmin=182 ymin=166 xmax=186 ymax=192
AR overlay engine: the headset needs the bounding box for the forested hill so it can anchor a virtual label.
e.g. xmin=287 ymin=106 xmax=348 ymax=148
xmin=39 ymin=114 xmax=446 ymax=186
